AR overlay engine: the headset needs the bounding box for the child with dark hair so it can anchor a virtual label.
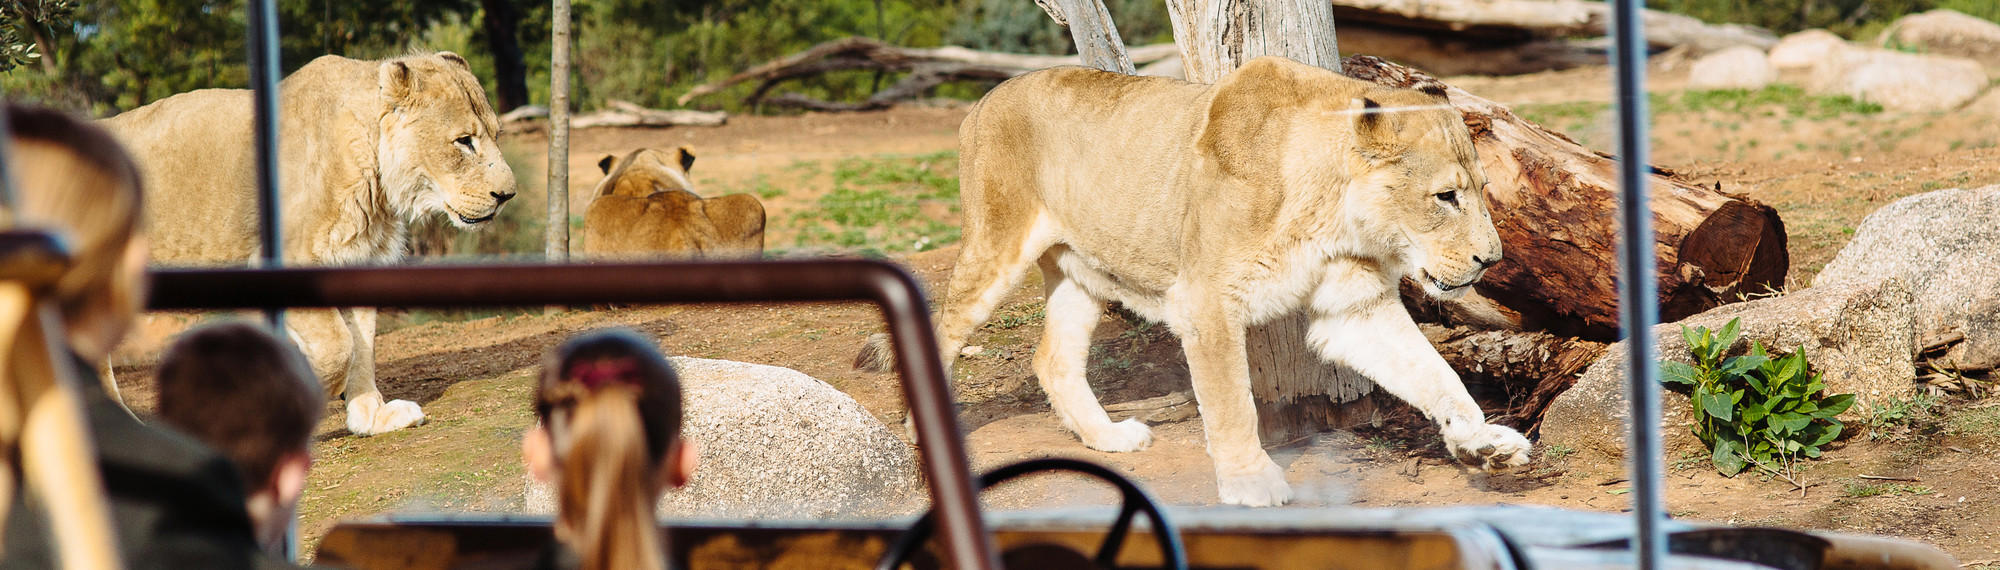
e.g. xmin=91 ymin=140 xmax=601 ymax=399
xmin=521 ymin=329 xmax=695 ymax=570
xmin=154 ymin=321 xmax=325 ymax=556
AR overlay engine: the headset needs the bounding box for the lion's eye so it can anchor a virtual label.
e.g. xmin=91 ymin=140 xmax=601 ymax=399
xmin=1435 ymin=190 xmax=1458 ymax=205
xmin=454 ymin=135 xmax=473 ymax=149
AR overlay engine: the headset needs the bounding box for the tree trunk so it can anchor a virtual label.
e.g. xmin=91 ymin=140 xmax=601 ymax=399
xmin=1165 ymin=0 xmax=1342 ymax=82
xmin=480 ymin=0 xmax=530 ymax=112
xmin=1342 ymin=56 xmax=1789 ymax=341
xmin=29 ymin=23 xmax=57 ymax=75
xmin=1035 ymin=0 xmax=1136 ymax=74
xmin=1165 ymin=0 xmax=1366 ymax=445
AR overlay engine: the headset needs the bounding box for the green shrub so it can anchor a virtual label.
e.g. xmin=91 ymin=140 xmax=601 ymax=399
xmin=1661 ymin=318 xmax=1855 ymax=478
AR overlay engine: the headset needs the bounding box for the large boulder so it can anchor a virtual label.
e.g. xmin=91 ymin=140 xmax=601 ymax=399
xmin=1689 ymin=45 xmax=1776 ymax=90
xmin=1540 ymin=278 xmax=1916 ymax=469
xmin=1816 ymin=185 xmax=2000 ymax=373
xmin=1807 ymin=47 xmax=1989 ymax=112
xmin=1768 ymin=29 xmax=1851 ymax=70
xmin=527 ymin=357 xmax=924 ymax=519
xmin=1878 ymin=9 xmax=2000 ymax=72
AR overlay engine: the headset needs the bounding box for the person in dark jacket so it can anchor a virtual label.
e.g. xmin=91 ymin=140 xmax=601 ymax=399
xmin=0 ymin=102 xmax=301 ymax=569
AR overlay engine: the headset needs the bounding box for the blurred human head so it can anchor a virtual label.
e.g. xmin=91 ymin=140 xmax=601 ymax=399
xmin=3 ymin=103 xmax=147 ymax=363
xmin=522 ymin=328 xmax=691 ymax=570
xmin=154 ymin=321 xmax=323 ymax=554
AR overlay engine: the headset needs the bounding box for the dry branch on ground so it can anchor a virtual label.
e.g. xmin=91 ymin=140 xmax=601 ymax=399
xmin=675 ymin=36 xmax=1178 ymax=110
xmin=499 ymin=100 xmax=728 ymax=130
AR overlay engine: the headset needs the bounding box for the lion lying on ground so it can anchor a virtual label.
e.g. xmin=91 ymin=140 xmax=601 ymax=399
xmin=581 ymin=146 xmax=765 ymax=259
xmin=103 ymin=52 xmax=517 ymax=436
xmin=857 ymin=56 xmax=1529 ymax=506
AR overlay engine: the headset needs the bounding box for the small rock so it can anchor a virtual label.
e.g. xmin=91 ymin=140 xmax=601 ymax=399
xmin=1878 ymin=9 xmax=2000 ymax=72
xmin=1689 ymin=46 xmax=1776 ymax=90
xmin=960 ymin=345 xmax=984 ymax=357
xmin=1768 ymin=29 xmax=1851 ymax=70
xmin=1808 ymin=47 xmax=1989 ymax=112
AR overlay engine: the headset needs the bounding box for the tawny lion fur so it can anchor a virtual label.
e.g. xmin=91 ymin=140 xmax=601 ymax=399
xmin=856 ymin=57 xmax=1531 ymax=507
xmin=581 ymin=146 xmax=765 ymax=259
xmin=103 ymin=52 xmax=517 ymax=436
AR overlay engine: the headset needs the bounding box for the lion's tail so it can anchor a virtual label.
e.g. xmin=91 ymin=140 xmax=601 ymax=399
xmin=852 ymin=332 xmax=896 ymax=373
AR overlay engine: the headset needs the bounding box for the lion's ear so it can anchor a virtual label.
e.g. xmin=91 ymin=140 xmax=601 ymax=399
xmin=675 ymin=146 xmax=696 ymax=172
xmin=598 ymin=154 xmax=617 ymax=174
xmin=380 ymin=61 xmax=415 ymax=100
xmin=1349 ymin=96 xmax=1399 ymax=159
xmin=436 ymin=51 xmax=471 ymax=71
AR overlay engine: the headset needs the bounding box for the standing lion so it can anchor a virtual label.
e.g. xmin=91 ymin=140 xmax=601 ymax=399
xmin=857 ymin=56 xmax=1529 ymax=506
xmin=103 ymin=52 xmax=517 ymax=435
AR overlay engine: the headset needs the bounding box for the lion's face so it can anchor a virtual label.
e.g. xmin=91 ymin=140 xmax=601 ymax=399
xmin=376 ymin=53 xmax=516 ymax=227
xmin=1340 ymin=95 xmax=1501 ymax=300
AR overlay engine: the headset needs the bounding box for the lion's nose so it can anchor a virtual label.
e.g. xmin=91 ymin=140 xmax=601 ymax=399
xmin=1472 ymin=254 xmax=1497 ymax=268
xmin=492 ymin=191 xmax=515 ymax=206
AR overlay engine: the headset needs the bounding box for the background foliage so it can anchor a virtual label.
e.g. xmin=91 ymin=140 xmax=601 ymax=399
xmin=0 ymin=0 xmax=1994 ymax=116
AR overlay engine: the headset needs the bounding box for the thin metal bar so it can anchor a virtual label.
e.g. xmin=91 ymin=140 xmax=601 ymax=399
xmin=1610 ymin=0 xmax=1664 ymax=568
xmin=546 ymin=0 xmax=571 ymax=264
xmin=246 ymin=0 xmax=285 ymax=333
xmin=149 ymin=260 xmax=1004 ymax=570
xmin=245 ymin=0 xmax=290 ymax=559
xmin=0 ymin=99 xmax=17 ymax=210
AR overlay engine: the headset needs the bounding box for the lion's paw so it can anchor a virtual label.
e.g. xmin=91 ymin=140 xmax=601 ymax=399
xmin=347 ymin=393 xmax=428 ymax=436
xmin=1216 ymin=457 xmax=1292 ymax=507
xmin=1442 ymin=420 xmax=1532 ymax=471
xmin=1079 ymin=418 xmax=1153 ymax=453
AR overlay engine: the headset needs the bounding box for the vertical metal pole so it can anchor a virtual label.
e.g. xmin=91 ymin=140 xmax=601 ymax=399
xmin=1610 ymin=0 xmax=1664 ymax=568
xmin=546 ymin=0 xmax=571 ymax=266
xmin=247 ymin=0 xmax=293 ymax=561
xmin=0 ymin=102 xmax=17 ymax=211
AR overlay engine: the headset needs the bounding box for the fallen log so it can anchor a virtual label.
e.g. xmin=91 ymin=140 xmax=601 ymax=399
xmin=1328 ymin=0 xmax=1776 ymax=54
xmin=1343 ymin=55 xmax=1789 ymax=341
xmin=1419 ymin=324 xmax=1607 ymax=434
xmin=676 ymin=36 xmax=1179 ymax=108
xmin=500 ymin=100 xmax=728 ymax=129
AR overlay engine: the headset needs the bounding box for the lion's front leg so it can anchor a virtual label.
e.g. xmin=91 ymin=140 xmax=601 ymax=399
xmin=1307 ymin=296 xmax=1530 ymax=471
xmin=339 ymin=307 xmax=424 ymax=436
xmin=1180 ymin=303 xmax=1291 ymax=507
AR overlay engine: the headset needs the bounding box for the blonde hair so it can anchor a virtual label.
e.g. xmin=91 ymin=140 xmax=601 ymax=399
xmin=537 ymin=329 xmax=683 ymax=570
xmin=3 ymin=103 xmax=146 ymax=333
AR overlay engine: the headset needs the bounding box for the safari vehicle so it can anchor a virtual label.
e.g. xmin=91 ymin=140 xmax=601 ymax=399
xmin=0 ymin=0 xmax=1974 ymax=568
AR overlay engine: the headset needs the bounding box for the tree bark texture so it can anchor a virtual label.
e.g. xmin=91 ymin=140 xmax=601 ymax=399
xmin=1165 ymin=0 xmax=1342 ymax=83
xmin=1035 ymin=0 xmax=1136 ymax=74
xmin=1343 ymin=55 xmax=1789 ymax=341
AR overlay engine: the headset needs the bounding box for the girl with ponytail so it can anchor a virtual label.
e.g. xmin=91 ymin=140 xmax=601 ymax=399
xmin=522 ymin=329 xmax=695 ymax=570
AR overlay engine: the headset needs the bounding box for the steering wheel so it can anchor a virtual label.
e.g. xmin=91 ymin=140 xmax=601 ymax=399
xmin=874 ymin=457 xmax=1188 ymax=570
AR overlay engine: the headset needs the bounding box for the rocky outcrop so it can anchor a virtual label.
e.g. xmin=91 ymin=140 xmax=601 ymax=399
xmin=527 ymin=357 xmax=924 ymax=519
xmin=1540 ymin=279 xmax=1916 ymax=467
xmin=1816 ymin=185 xmax=2000 ymax=374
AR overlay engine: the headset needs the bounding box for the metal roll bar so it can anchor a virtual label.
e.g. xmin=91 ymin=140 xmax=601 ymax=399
xmin=149 ymin=260 xmax=1005 ymax=569
xmin=1609 ymin=0 xmax=1664 ymax=568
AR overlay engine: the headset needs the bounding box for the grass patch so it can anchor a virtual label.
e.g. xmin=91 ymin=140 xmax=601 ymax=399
xmin=789 ymin=151 xmax=962 ymax=253
xmin=1841 ymin=482 xmax=1934 ymax=498
xmin=1656 ymin=85 xmax=1883 ymax=119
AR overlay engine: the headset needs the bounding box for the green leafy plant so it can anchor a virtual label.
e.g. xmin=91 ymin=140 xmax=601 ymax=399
xmin=1661 ymin=318 xmax=1855 ymax=482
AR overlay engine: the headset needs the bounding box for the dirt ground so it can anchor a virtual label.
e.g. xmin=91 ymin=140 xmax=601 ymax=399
xmin=112 ymin=62 xmax=2000 ymax=564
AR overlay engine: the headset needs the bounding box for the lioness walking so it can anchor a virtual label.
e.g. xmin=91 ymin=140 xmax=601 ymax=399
xmin=858 ymin=56 xmax=1529 ymax=506
xmin=104 ymin=52 xmax=517 ymax=435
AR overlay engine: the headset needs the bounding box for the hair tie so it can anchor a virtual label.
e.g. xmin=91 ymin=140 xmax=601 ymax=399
xmin=566 ymin=358 xmax=639 ymax=390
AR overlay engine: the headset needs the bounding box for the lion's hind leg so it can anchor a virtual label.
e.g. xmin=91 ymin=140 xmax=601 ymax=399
xmin=1034 ymin=253 xmax=1151 ymax=452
